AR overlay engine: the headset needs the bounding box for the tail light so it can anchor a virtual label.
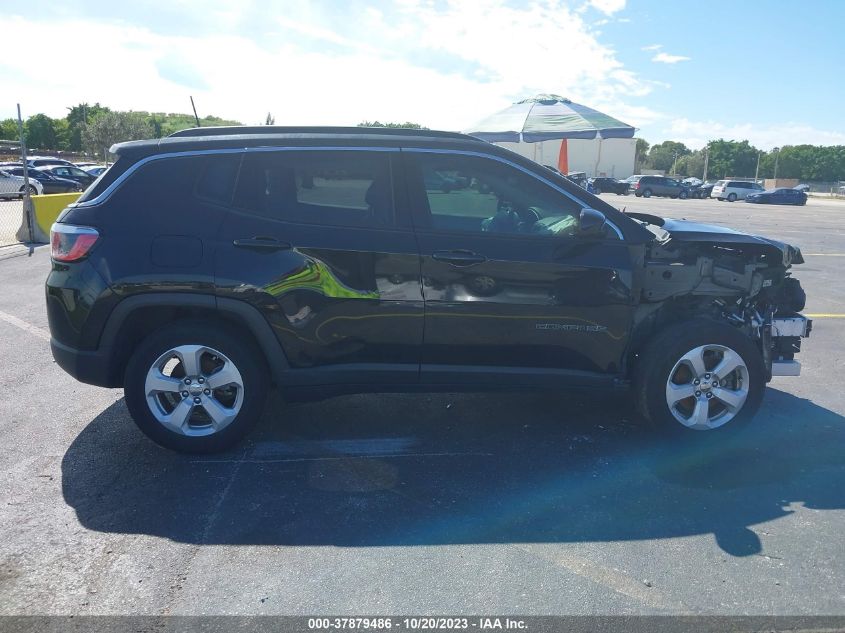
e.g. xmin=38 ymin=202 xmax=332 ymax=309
xmin=635 ymin=182 xmax=642 ymax=189
xmin=50 ymin=224 xmax=99 ymax=262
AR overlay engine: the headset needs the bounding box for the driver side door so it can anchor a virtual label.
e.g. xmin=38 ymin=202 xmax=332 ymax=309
xmin=402 ymin=149 xmax=636 ymax=384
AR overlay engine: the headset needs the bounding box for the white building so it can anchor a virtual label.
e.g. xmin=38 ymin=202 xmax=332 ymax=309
xmin=495 ymin=137 xmax=637 ymax=179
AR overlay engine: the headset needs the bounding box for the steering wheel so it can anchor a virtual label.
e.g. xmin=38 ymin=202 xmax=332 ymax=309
xmin=522 ymin=206 xmax=542 ymax=224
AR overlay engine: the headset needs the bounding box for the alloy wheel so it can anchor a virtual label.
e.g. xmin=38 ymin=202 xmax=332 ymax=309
xmin=144 ymin=344 xmax=244 ymax=436
xmin=665 ymin=344 xmax=749 ymax=430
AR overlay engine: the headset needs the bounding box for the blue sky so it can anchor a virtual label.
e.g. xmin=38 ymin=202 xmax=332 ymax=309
xmin=2 ymin=0 xmax=843 ymax=149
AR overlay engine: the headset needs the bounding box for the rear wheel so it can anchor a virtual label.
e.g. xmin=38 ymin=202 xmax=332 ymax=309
xmin=124 ymin=321 xmax=269 ymax=453
xmin=593 ymin=187 xmax=602 ymax=195
xmin=727 ymin=193 xmax=737 ymax=202
xmin=642 ymin=189 xmax=652 ymax=198
xmin=634 ymin=319 xmax=765 ymax=435
xmin=679 ymin=190 xmax=689 ymax=200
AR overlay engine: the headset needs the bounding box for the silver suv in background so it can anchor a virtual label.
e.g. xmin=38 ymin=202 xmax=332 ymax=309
xmin=712 ymin=180 xmax=764 ymax=202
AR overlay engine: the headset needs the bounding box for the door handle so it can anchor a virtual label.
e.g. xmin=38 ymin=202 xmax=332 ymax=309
xmin=431 ymin=250 xmax=487 ymax=267
xmin=233 ymin=237 xmax=292 ymax=252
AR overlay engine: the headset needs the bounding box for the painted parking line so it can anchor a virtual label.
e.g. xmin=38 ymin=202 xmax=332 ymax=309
xmin=805 ymin=314 xmax=845 ymax=318
xmin=804 ymin=253 xmax=845 ymax=256
xmin=0 ymin=309 xmax=50 ymax=341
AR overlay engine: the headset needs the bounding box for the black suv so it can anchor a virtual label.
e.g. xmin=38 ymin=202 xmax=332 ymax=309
xmin=589 ymin=177 xmax=629 ymax=195
xmin=47 ymin=127 xmax=811 ymax=452
xmin=632 ymin=175 xmax=691 ymax=199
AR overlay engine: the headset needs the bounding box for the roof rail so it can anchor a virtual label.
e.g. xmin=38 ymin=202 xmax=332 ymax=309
xmin=168 ymin=125 xmax=474 ymax=141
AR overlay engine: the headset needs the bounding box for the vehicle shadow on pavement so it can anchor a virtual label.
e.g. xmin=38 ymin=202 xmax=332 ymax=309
xmin=61 ymin=388 xmax=845 ymax=556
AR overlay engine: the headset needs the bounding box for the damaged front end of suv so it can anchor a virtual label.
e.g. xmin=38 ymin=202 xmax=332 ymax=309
xmin=629 ymin=212 xmax=811 ymax=380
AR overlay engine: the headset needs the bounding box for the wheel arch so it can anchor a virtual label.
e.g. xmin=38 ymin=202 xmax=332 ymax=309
xmin=98 ymin=293 xmax=290 ymax=387
xmin=624 ymin=296 xmax=757 ymax=376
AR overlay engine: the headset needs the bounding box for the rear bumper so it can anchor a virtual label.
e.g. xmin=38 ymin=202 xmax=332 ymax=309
xmin=51 ymin=337 xmax=116 ymax=387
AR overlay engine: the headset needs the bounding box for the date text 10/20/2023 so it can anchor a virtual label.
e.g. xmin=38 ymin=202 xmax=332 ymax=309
xmin=307 ymin=617 xmax=528 ymax=630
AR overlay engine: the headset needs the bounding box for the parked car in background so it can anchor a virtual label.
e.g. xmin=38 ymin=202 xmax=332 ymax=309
xmin=83 ymin=165 xmax=108 ymax=177
xmin=0 ymin=169 xmax=44 ymax=198
xmin=633 ymin=175 xmax=691 ymax=199
xmin=746 ymin=188 xmax=808 ymax=206
xmin=74 ymin=162 xmax=99 ymax=168
xmin=566 ymin=171 xmax=588 ymax=188
xmin=4 ymin=167 xmax=82 ymax=194
xmin=693 ymin=182 xmax=716 ymax=199
xmin=794 ymin=184 xmax=810 ymax=193
xmin=35 ymin=165 xmax=97 ymax=188
xmin=589 ymin=177 xmax=629 ymax=195
xmin=27 ymin=156 xmax=75 ymax=168
xmin=711 ymin=180 xmax=764 ymax=202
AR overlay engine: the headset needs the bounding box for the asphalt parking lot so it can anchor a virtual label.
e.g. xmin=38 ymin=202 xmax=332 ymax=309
xmin=0 ymin=195 xmax=843 ymax=616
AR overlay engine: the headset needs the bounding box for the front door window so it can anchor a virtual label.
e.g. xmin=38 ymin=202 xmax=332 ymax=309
xmin=412 ymin=153 xmax=583 ymax=237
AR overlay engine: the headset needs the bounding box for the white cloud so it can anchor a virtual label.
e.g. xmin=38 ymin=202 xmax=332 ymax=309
xmin=0 ymin=2 xmax=658 ymax=133
xmin=587 ymin=0 xmax=627 ymax=15
xmin=665 ymin=118 xmax=845 ymax=150
xmin=641 ymin=44 xmax=662 ymax=51
xmin=651 ymin=52 xmax=690 ymax=64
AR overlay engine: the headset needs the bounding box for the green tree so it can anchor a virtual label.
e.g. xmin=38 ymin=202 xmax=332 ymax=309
xmin=81 ymin=111 xmax=153 ymax=158
xmin=646 ymin=141 xmax=691 ymax=173
xmin=0 ymin=119 xmax=18 ymax=141
xmin=66 ymin=103 xmax=110 ymax=151
xmin=54 ymin=119 xmax=71 ymax=150
xmin=25 ymin=114 xmax=59 ymax=149
xmin=674 ymin=150 xmax=705 ymax=178
xmin=705 ymin=139 xmax=760 ymax=178
xmin=634 ymin=138 xmax=649 ymax=172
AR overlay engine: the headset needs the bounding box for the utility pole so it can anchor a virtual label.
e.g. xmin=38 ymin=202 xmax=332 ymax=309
xmin=703 ymin=146 xmax=709 ymax=181
xmin=773 ymin=147 xmax=780 ymax=181
xmin=671 ymin=151 xmax=678 ymax=177
xmin=755 ymin=151 xmax=761 ymax=182
xmin=16 ymin=103 xmax=34 ymax=243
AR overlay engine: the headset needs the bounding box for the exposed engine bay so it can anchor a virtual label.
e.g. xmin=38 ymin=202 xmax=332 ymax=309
xmin=629 ymin=212 xmax=812 ymax=380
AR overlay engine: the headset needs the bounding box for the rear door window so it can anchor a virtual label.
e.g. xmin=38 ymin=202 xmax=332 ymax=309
xmin=233 ymin=150 xmax=396 ymax=228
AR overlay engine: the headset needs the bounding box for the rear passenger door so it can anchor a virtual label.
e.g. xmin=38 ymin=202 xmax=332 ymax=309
xmin=215 ymin=149 xmax=424 ymax=383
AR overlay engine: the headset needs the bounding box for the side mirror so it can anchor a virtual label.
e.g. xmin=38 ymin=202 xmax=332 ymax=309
xmin=578 ymin=208 xmax=608 ymax=237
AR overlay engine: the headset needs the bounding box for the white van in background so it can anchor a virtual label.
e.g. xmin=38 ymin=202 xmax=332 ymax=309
xmin=712 ymin=180 xmax=764 ymax=202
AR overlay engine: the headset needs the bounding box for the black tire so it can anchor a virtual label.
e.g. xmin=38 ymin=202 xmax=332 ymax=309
xmin=679 ymin=190 xmax=689 ymax=200
xmin=642 ymin=189 xmax=652 ymax=198
xmin=634 ymin=319 xmax=766 ymax=436
xmin=124 ymin=320 xmax=269 ymax=453
xmin=593 ymin=187 xmax=602 ymax=195
xmin=727 ymin=193 xmax=737 ymax=202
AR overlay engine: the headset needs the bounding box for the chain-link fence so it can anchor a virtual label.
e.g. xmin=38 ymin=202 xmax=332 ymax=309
xmin=0 ymin=197 xmax=29 ymax=248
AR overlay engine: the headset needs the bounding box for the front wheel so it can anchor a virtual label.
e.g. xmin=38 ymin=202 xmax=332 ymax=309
xmin=679 ymin=190 xmax=689 ymax=200
xmin=727 ymin=193 xmax=737 ymax=202
xmin=642 ymin=189 xmax=652 ymax=198
xmin=124 ymin=321 xmax=269 ymax=453
xmin=634 ymin=319 xmax=765 ymax=435
xmin=593 ymin=187 xmax=602 ymax=195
